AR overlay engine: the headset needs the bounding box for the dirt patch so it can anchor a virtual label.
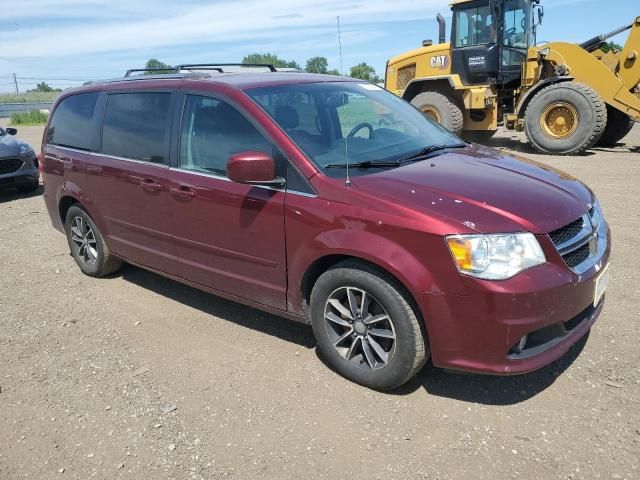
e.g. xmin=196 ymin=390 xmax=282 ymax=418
xmin=1 ymin=122 xmax=639 ymax=479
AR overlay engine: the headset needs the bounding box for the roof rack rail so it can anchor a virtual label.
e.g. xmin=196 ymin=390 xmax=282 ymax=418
xmin=124 ymin=68 xmax=176 ymax=77
xmin=176 ymin=63 xmax=277 ymax=72
xmin=123 ymin=63 xmax=277 ymax=77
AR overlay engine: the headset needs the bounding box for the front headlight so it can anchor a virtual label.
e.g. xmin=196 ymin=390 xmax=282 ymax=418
xmin=446 ymin=233 xmax=546 ymax=280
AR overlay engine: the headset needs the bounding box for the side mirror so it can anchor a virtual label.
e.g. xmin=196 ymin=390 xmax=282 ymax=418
xmin=227 ymin=151 xmax=285 ymax=188
xmin=6 ymin=127 xmax=17 ymax=136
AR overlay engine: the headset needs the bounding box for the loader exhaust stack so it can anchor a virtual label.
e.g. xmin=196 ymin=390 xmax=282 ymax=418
xmin=437 ymin=14 xmax=446 ymax=44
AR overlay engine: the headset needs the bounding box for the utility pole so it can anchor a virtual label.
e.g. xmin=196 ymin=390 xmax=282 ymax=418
xmin=12 ymin=73 xmax=18 ymax=94
xmin=337 ymin=16 xmax=344 ymax=77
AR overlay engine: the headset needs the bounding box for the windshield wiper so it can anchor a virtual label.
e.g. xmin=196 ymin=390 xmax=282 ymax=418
xmin=324 ymin=143 xmax=468 ymax=170
xmin=324 ymin=160 xmax=401 ymax=169
xmin=397 ymin=143 xmax=467 ymax=164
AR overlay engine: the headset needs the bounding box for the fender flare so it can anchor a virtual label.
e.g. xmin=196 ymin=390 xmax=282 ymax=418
xmin=56 ymin=181 xmax=105 ymax=233
xmin=402 ymin=76 xmax=459 ymax=102
xmin=516 ymin=76 xmax=574 ymax=118
xmin=290 ymin=228 xmax=452 ymax=319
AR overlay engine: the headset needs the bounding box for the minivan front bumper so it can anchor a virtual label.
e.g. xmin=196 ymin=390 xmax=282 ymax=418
xmin=419 ymin=229 xmax=611 ymax=375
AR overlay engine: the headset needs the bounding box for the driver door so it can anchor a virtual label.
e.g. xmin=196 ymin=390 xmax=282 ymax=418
xmin=167 ymin=93 xmax=288 ymax=310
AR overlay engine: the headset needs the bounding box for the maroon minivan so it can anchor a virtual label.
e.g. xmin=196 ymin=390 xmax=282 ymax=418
xmin=41 ymin=65 xmax=610 ymax=390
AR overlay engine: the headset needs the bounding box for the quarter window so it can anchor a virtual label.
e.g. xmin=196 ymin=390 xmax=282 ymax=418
xmin=102 ymin=92 xmax=172 ymax=163
xmin=47 ymin=92 xmax=99 ymax=151
xmin=179 ymin=95 xmax=272 ymax=176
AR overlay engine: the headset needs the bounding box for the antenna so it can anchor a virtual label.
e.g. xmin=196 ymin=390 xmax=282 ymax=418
xmin=337 ymin=16 xmax=351 ymax=187
xmin=337 ymin=16 xmax=344 ymax=76
xmin=345 ymin=132 xmax=351 ymax=187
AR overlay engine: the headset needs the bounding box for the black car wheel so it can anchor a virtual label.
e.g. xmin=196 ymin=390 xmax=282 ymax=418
xmin=310 ymin=260 xmax=428 ymax=391
xmin=65 ymin=205 xmax=122 ymax=277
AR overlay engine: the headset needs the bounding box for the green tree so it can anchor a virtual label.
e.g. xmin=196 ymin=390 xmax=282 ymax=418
xmin=349 ymin=63 xmax=380 ymax=83
xmin=242 ymin=53 xmax=300 ymax=69
xmin=144 ymin=58 xmax=173 ymax=75
xmin=600 ymin=41 xmax=624 ymax=53
xmin=33 ymin=82 xmax=54 ymax=92
xmin=326 ymin=69 xmax=342 ymax=76
xmin=305 ymin=56 xmax=328 ymax=74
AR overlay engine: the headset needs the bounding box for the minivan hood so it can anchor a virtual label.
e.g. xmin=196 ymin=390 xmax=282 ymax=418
xmin=352 ymin=145 xmax=593 ymax=234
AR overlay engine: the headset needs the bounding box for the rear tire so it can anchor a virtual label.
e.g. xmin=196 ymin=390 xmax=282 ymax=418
xmin=596 ymin=106 xmax=635 ymax=147
xmin=310 ymin=260 xmax=428 ymax=391
xmin=524 ymin=81 xmax=607 ymax=155
xmin=65 ymin=205 xmax=122 ymax=277
xmin=411 ymin=91 xmax=464 ymax=134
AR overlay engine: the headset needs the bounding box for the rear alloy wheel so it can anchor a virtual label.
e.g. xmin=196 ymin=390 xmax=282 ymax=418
xmin=411 ymin=91 xmax=464 ymax=134
xmin=310 ymin=261 xmax=428 ymax=391
xmin=596 ymin=105 xmax=635 ymax=147
xmin=524 ymin=81 xmax=607 ymax=155
xmin=65 ymin=205 xmax=122 ymax=277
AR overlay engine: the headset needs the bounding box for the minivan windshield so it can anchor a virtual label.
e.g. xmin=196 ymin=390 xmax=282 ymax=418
xmin=248 ymin=82 xmax=465 ymax=176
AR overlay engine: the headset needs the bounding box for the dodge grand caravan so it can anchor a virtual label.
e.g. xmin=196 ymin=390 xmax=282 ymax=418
xmin=41 ymin=65 xmax=610 ymax=390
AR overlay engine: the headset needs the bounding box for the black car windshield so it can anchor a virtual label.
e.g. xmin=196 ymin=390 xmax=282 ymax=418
xmin=247 ymin=81 xmax=464 ymax=176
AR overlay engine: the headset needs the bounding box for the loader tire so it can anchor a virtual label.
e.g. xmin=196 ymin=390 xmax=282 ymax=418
xmin=411 ymin=92 xmax=464 ymax=135
xmin=596 ymin=105 xmax=635 ymax=147
xmin=524 ymin=82 xmax=607 ymax=155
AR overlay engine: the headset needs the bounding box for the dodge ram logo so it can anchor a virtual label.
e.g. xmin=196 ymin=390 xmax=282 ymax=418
xmin=430 ymin=55 xmax=449 ymax=69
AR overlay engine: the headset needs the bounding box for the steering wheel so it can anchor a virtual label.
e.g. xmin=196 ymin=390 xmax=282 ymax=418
xmin=347 ymin=122 xmax=374 ymax=139
xmin=504 ymin=27 xmax=517 ymax=37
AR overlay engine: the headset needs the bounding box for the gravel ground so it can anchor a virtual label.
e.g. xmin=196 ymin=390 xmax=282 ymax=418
xmin=1 ymin=120 xmax=639 ymax=480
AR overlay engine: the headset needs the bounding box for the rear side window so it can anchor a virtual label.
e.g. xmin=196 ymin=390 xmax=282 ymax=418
xmin=47 ymin=92 xmax=99 ymax=151
xmin=102 ymin=92 xmax=172 ymax=163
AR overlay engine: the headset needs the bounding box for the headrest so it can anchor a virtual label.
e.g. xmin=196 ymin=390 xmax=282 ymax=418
xmin=274 ymin=105 xmax=299 ymax=130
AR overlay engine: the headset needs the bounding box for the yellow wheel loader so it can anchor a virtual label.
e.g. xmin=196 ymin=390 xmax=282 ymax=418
xmin=385 ymin=0 xmax=640 ymax=154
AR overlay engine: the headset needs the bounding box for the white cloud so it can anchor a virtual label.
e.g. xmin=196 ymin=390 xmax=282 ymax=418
xmin=0 ymin=0 xmax=447 ymax=58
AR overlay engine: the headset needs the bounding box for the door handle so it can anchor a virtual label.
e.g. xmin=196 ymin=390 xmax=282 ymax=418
xmin=170 ymin=186 xmax=196 ymax=200
xmin=141 ymin=178 xmax=163 ymax=193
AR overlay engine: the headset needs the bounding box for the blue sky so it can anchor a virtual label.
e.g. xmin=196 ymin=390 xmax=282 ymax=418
xmin=0 ymin=0 xmax=638 ymax=92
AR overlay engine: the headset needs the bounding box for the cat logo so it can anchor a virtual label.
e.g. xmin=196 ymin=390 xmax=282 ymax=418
xmin=430 ymin=55 xmax=449 ymax=69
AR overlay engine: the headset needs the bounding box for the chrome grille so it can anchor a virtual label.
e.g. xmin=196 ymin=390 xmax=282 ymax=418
xmin=563 ymin=243 xmax=590 ymax=268
xmin=549 ymin=204 xmax=607 ymax=274
xmin=0 ymin=158 xmax=23 ymax=175
xmin=549 ymin=217 xmax=584 ymax=246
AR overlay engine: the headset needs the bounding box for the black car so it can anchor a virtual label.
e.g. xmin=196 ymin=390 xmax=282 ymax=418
xmin=0 ymin=127 xmax=40 ymax=193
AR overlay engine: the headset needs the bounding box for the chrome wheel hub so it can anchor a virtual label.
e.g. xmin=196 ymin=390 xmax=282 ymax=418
xmin=70 ymin=216 xmax=98 ymax=265
xmin=323 ymin=287 xmax=396 ymax=370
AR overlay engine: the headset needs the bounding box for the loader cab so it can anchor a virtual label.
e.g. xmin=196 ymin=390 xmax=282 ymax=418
xmin=451 ymin=0 xmax=536 ymax=88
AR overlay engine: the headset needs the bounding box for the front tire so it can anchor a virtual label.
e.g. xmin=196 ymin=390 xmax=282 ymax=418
xmin=310 ymin=261 xmax=428 ymax=391
xmin=524 ymin=81 xmax=607 ymax=155
xmin=65 ymin=205 xmax=122 ymax=277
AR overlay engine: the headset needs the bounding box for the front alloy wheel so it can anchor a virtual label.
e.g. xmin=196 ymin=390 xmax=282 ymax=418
xmin=310 ymin=261 xmax=428 ymax=391
xmin=324 ymin=287 xmax=396 ymax=370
